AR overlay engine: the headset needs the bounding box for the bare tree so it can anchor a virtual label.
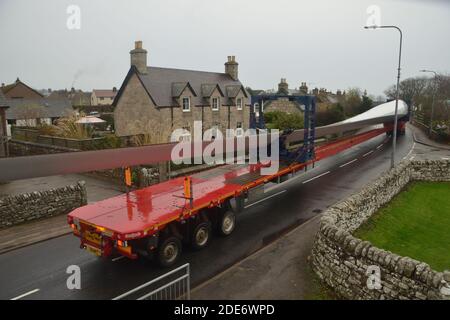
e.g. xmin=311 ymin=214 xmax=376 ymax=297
xmin=384 ymin=76 xmax=428 ymax=106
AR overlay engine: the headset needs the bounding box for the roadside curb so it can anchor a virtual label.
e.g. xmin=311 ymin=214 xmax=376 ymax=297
xmin=411 ymin=126 xmax=450 ymax=151
xmin=0 ymin=230 xmax=71 ymax=255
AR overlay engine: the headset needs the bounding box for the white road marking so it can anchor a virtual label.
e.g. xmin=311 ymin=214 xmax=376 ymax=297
xmin=11 ymin=288 xmax=40 ymax=300
xmin=244 ymin=190 xmax=287 ymax=209
xmin=410 ymin=156 xmax=415 ymax=160
xmin=339 ymin=159 xmax=358 ymax=168
xmin=112 ymin=256 xmax=125 ymax=262
xmin=376 ymin=144 xmax=383 ymax=150
xmin=362 ymin=150 xmax=374 ymax=157
xmin=302 ymin=171 xmax=331 ymax=184
xmin=442 ymin=157 xmax=449 ymax=160
xmin=403 ymin=142 xmax=416 ymax=160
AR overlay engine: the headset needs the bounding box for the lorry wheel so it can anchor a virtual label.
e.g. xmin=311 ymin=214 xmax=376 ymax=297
xmin=217 ymin=210 xmax=236 ymax=236
xmin=191 ymin=221 xmax=212 ymax=250
xmin=157 ymin=236 xmax=182 ymax=267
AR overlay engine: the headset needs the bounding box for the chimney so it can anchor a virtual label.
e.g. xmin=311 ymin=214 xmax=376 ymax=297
xmin=130 ymin=40 xmax=148 ymax=74
xmin=225 ymin=56 xmax=238 ymax=80
xmin=113 ymin=86 xmax=117 ymax=92
xmin=299 ymin=82 xmax=308 ymax=95
xmin=278 ymin=78 xmax=289 ymax=95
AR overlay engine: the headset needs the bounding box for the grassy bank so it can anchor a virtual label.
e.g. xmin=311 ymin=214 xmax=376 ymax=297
xmin=355 ymin=181 xmax=450 ymax=272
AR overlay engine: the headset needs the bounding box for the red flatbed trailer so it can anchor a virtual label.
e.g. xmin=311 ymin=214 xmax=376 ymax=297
xmin=67 ymin=124 xmax=402 ymax=266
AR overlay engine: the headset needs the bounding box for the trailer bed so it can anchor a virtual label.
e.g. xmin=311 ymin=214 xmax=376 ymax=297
xmin=69 ymin=162 xmax=279 ymax=236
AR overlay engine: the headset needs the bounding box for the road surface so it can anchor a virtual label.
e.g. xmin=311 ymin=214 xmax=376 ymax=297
xmin=0 ymin=128 xmax=416 ymax=300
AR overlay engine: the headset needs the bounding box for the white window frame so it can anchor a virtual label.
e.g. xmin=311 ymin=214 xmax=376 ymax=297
xmin=182 ymin=97 xmax=191 ymax=112
xmin=237 ymin=98 xmax=243 ymax=110
xmin=236 ymin=122 xmax=243 ymax=137
xmin=212 ymin=97 xmax=220 ymax=111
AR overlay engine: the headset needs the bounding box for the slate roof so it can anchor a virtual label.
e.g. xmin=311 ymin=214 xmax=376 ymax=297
xmin=5 ymin=98 xmax=73 ymax=120
xmin=115 ymin=66 xmax=248 ymax=108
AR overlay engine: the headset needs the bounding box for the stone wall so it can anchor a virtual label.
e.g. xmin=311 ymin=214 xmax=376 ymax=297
xmin=0 ymin=181 xmax=87 ymax=229
xmin=11 ymin=127 xmax=105 ymax=151
xmin=311 ymin=160 xmax=450 ymax=300
xmin=9 ymin=139 xmax=78 ymax=156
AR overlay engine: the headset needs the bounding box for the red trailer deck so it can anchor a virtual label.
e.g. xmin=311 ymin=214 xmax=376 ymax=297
xmin=67 ymin=124 xmax=401 ymax=266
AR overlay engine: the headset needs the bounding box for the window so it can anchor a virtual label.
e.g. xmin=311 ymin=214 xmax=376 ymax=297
xmin=237 ymin=98 xmax=243 ymax=110
xmin=212 ymin=97 xmax=219 ymax=111
xmin=182 ymin=97 xmax=190 ymax=112
xmin=236 ymin=122 xmax=243 ymax=137
xmin=181 ymin=126 xmax=191 ymax=142
xmin=211 ymin=123 xmax=219 ymax=139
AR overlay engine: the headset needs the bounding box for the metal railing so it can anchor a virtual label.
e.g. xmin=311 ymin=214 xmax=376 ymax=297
xmin=112 ymin=263 xmax=190 ymax=300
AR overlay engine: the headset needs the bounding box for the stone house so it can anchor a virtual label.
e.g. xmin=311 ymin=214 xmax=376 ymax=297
xmin=0 ymin=78 xmax=73 ymax=128
xmin=1 ymin=78 xmax=44 ymax=99
xmin=262 ymin=79 xmax=307 ymax=115
xmin=5 ymin=98 xmax=73 ymax=127
xmin=258 ymin=78 xmax=344 ymax=115
xmin=113 ymin=41 xmax=250 ymax=142
xmin=91 ymin=88 xmax=117 ymax=106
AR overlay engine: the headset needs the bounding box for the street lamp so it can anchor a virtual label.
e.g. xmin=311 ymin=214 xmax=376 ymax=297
xmin=419 ymin=69 xmax=438 ymax=136
xmin=364 ymin=25 xmax=403 ymax=169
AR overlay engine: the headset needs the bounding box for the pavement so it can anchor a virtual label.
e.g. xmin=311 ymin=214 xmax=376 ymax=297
xmin=191 ymin=214 xmax=323 ymax=299
xmin=0 ymin=174 xmax=123 ymax=254
xmin=1 ymin=125 xmax=448 ymax=300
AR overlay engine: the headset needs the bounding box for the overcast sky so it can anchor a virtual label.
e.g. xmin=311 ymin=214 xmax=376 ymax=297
xmin=0 ymin=0 xmax=449 ymax=97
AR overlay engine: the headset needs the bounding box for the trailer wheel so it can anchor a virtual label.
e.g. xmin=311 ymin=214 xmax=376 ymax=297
xmin=191 ymin=221 xmax=212 ymax=250
xmin=217 ymin=210 xmax=236 ymax=236
xmin=157 ymin=236 xmax=182 ymax=267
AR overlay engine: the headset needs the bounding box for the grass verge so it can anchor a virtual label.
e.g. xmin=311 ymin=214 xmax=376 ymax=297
xmin=355 ymin=181 xmax=450 ymax=272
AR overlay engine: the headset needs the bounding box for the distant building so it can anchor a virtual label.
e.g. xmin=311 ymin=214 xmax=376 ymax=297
xmin=48 ymin=88 xmax=92 ymax=107
xmin=0 ymin=79 xmax=73 ymax=127
xmin=5 ymin=98 xmax=73 ymax=127
xmin=1 ymin=78 xmax=44 ymax=100
xmin=91 ymin=88 xmax=117 ymax=106
xmin=0 ymin=90 xmax=9 ymax=157
xmin=254 ymin=79 xmax=344 ymax=115
xmin=113 ymin=41 xmax=250 ymax=142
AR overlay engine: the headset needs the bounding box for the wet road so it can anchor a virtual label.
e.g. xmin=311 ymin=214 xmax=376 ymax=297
xmin=0 ymin=128 xmax=415 ymax=300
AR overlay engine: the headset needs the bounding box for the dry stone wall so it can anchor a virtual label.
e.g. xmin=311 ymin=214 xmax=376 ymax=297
xmin=0 ymin=181 xmax=87 ymax=229
xmin=311 ymin=160 xmax=450 ymax=300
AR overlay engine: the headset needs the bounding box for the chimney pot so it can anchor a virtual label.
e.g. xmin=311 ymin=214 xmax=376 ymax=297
xmin=135 ymin=41 xmax=142 ymax=49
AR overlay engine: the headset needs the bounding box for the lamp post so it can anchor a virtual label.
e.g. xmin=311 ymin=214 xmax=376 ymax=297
xmin=364 ymin=25 xmax=402 ymax=169
xmin=419 ymin=70 xmax=438 ymax=137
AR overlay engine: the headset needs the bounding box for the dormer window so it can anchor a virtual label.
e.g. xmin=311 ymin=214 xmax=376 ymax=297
xmin=212 ymin=97 xmax=220 ymax=111
xmin=182 ymin=97 xmax=190 ymax=112
xmin=237 ymin=98 xmax=243 ymax=110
